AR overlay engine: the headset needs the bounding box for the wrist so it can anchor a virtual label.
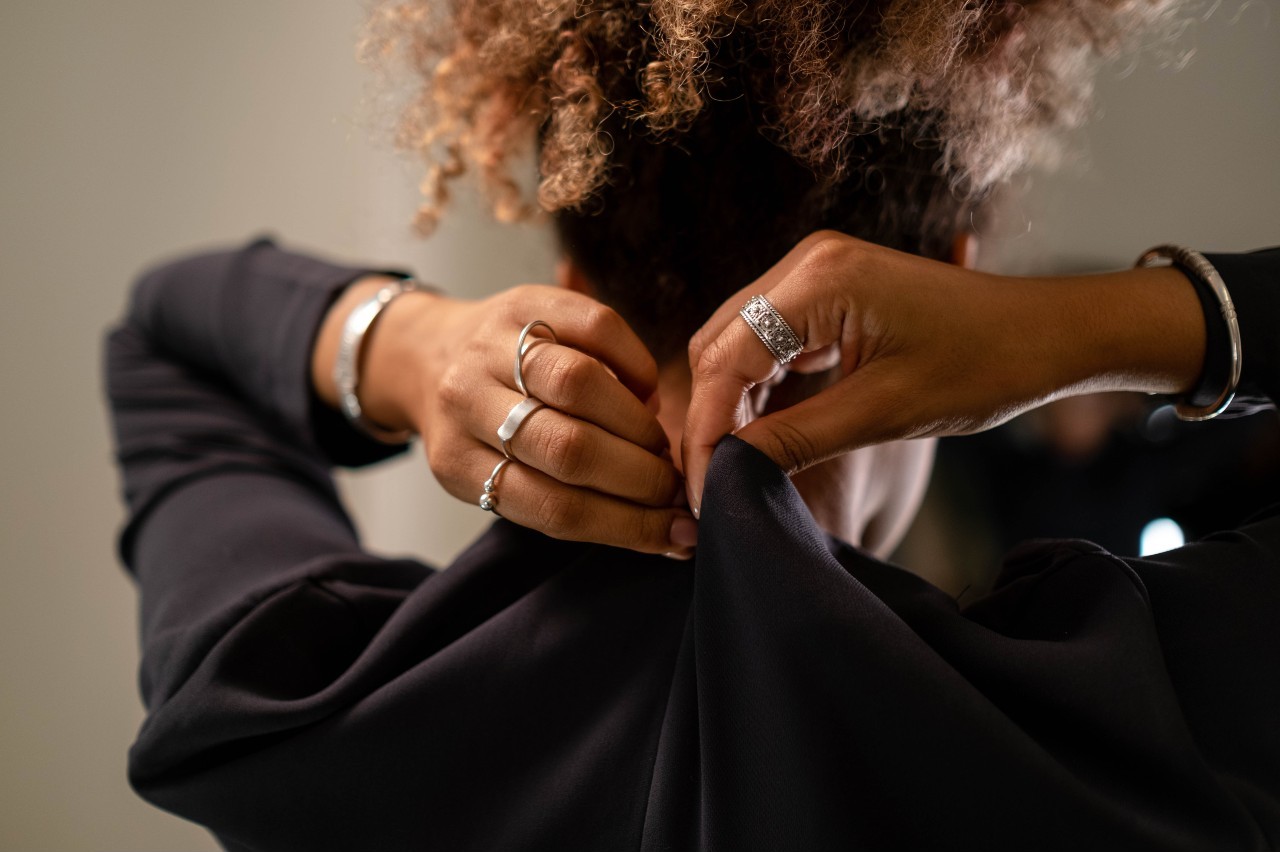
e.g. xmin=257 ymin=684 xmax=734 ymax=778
xmin=311 ymin=275 xmax=453 ymax=438
xmin=357 ymin=286 xmax=457 ymax=437
xmin=312 ymin=275 xmax=396 ymax=414
xmin=1035 ymin=265 xmax=1206 ymax=399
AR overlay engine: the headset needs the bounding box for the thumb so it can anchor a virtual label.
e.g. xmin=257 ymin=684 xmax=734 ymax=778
xmin=682 ymin=307 xmax=784 ymax=516
xmin=732 ymin=365 xmax=907 ymax=476
xmin=682 ymin=235 xmax=865 ymax=512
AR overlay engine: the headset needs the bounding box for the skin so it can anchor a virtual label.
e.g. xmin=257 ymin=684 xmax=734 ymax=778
xmin=683 ymin=231 xmax=1205 ymax=514
xmin=312 ymin=230 xmax=1205 ymax=566
xmin=556 ymin=259 xmax=938 ymax=553
xmin=311 ymin=276 xmax=698 ymax=558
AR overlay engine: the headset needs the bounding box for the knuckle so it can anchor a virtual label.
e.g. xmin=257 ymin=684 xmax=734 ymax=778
xmin=542 ymin=351 xmax=593 ymax=408
xmin=584 ymin=302 xmax=623 ymax=339
xmin=798 ymin=232 xmax=852 ymax=275
xmin=688 ymin=325 xmax=714 ymax=370
xmin=636 ymin=509 xmax=670 ymax=550
xmin=436 ymin=366 xmax=466 ymax=410
xmin=542 ymin=419 xmax=594 ymax=483
xmin=426 ymin=441 xmax=451 ymax=483
xmin=637 ymin=461 xmax=676 ymax=506
xmin=498 ymin=286 xmax=537 ymax=322
xmin=427 ymin=440 xmax=469 ymax=499
xmin=806 ymin=230 xmax=849 ymax=254
xmin=504 ymin=283 xmax=537 ymax=307
xmin=695 ymin=337 xmax=732 ymax=379
xmin=764 ymin=420 xmax=819 ymax=475
xmin=534 ymin=488 xmax=586 ymax=538
xmin=687 ymin=337 xmax=704 ymax=370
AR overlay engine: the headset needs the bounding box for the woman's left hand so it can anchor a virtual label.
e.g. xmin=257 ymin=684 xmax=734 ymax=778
xmin=315 ymin=277 xmax=699 ymax=557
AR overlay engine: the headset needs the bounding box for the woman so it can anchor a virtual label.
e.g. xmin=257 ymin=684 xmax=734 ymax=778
xmin=106 ymin=0 xmax=1279 ymax=849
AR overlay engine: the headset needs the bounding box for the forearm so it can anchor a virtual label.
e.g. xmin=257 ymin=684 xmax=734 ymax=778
xmin=1022 ymin=249 xmax=1280 ymax=414
xmin=684 ymin=235 xmax=1264 ymax=503
xmin=1020 ymin=265 xmax=1206 ymax=401
xmin=108 ymin=242 xmax=442 ymax=830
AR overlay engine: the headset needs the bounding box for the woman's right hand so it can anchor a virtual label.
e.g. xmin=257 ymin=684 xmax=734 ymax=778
xmin=682 ymin=232 xmax=1207 ymax=515
xmin=316 ymin=279 xmax=698 ymax=558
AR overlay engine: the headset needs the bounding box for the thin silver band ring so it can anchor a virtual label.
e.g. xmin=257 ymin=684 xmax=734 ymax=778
xmin=514 ymin=320 xmax=558 ymax=396
xmin=497 ymin=396 xmax=545 ymax=459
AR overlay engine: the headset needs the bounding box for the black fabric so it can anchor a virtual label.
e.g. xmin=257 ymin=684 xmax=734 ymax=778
xmin=104 ymin=238 xmax=1280 ymax=851
xmin=1206 ymin=248 xmax=1280 ymax=417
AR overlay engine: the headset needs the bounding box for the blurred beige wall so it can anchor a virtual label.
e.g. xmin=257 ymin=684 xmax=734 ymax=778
xmin=0 ymin=2 xmax=553 ymax=849
xmin=0 ymin=1 xmax=1274 ymax=849
xmin=990 ymin=1 xmax=1280 ymax=272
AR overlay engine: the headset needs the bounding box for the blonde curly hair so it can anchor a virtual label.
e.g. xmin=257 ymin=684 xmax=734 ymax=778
xmin=361 ymin=0 xmax=1183 ymax=234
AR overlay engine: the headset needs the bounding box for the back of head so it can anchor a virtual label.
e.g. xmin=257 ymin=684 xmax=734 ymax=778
xmin=364 ymin=0 xmax=1180 ymax=361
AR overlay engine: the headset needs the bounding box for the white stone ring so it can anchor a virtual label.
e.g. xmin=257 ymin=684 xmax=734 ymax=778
xmin=740 ymin=295 xmax=803 ymax=366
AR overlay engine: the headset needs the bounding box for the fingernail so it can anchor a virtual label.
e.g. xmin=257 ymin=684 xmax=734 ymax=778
xmin=663 ymin=550 xmax=693 ymax=561
xmin=669 ymin=516 xmax=698 ymax=549
xmin=692 ymin=504 xmax=700 ymax=520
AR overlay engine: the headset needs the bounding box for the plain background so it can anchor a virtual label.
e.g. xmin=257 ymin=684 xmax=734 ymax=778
xmin=0 ymin=2 xmax=1275 ymax=848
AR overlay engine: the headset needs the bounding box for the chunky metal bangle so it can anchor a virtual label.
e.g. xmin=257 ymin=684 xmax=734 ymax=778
xmin=1136 ymin=245 xmax=1241 ymax=421
xmin=334 ymin=277 xmax=433 ymax=444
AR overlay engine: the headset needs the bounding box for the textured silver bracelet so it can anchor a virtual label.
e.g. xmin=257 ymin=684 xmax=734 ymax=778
xmin=334 ymin=277 xmax=433 ymax=444
xmin=1136 ymin=244 xmax=1241 ymax=422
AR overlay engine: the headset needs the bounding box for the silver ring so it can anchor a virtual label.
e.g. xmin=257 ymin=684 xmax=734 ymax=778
xmin=479 ymin=458 xmax=511 ymax=513
xmin=740 ymin=295 xmax=803 ymax=366
xmin=514 ymin=320 xmax=558 ymax=396
xmin=497 ymin=396 xmax=545 ymax=459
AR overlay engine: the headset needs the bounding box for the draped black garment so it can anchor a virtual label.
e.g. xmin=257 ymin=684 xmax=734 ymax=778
xmin=104 ymin=239 xmax=1280 ymax=851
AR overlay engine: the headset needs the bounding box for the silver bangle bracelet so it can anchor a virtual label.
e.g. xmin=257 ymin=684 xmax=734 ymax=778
xmin=1136 ymin=244 xmax=1242 ymax=422
xmin=333 ymin=277 xmax=434 ymax=444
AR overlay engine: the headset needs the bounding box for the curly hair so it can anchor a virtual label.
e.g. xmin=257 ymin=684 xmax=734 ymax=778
xmin=362 ymin=0 xmax=1180 ymax=228
xmin=361 ymin=0 xmax=1183 ymax=360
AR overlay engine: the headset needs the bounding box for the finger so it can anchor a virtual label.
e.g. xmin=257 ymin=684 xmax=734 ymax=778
xmin=511 ymin=342 xmax=669 ymax=456
xmin=469 ymin=388 xmax=682 ymax=507
xmin=506 ymin=287 xmax=660 ymax=402
xmin=443 ymin=444 xmax=698 ymax=557
xmin=682 ymin=316 xmax=785 ymax=515
xmin=787 ymin=343 xmax=841 ymax=374
xmin=687 ymin=231 xmax=843 ymax=369
xmin=734 ymin=363 xmax=910 ymax=473
xmin=680 ymin=239 xmax=870 ymax=514
xmin=683 ymin=271 xmax=854 ymax=514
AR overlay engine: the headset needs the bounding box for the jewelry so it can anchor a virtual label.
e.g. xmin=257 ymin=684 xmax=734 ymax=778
xmin=497 ymin=396 xmax=545 ymax=459
xmin=479 ymin=458 xmax=511 ymax=513
xmin=1136 ymin=245 xmax=1241 ymax=421
xmin=740 ymin=295 xmax=803 ymax=366
xmin=335 ymin=276 xmax=435 ymax=444
xmin=514 ymin=320 xmax=558 ymax=396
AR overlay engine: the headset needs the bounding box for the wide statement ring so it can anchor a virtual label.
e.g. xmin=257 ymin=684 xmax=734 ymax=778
xmin=479 ymin=458 xmax=512 ymax=513
xmin=498 ymin=396 xmax=544 ymax=459
xmin=740 ymin=295 xmax=803 ymax=366
xmin=515 ymin=320 xmax=558 ymax=396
